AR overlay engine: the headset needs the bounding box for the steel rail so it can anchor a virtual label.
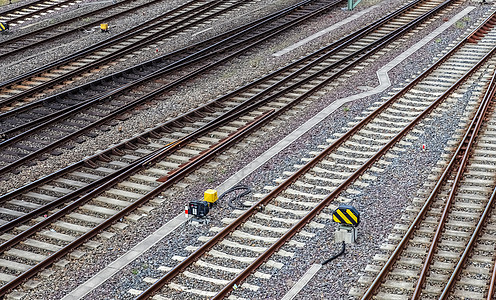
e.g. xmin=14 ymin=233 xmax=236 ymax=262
xmin=0 ymin=0 xmax=321 ymax=134
xmin=0 ymin=0 xmax=345 ymax=175
xmin=0 ymin=0 xmax=196 ymax=60
xmin=0 ymin=0 xmax=425 ymax=129
xmin=0 ymin=0 xmax=83 ymax=25
xmin=213 ymin=47 xmax=496 ymax=300
xmin=0 ymin=77 xmax=282 ymax=233
xmin=0 ymin=105 xmax=275 ymax=296
xmin=0 ymin=0 xmax=317 ymax=123
xmin=0 ymin=0 xmax=452 ymax=282
xmin=360 ymin=14 xmax=496 ymax=298
xmin=224 ymin=0 xmax=453 ymax=123
xmin=0 ymin=51 xmax=316 ymax=233
xmin=0 ymin=2 xmax=451 ymax=295
xmin=0 ymin=0 xmax=338 ymax=220
xmin=0 ymin=0 xmax=430 ymax=233
xmin=137 ymin=13 xmax=483 ymax=300
xmin=1 ymin=8 xmax=365 ymax=230
xmin=488 ymin=245 xmax=496 ymax=300
xmin=0 ymin=0 xmax=427 ymax=114
xmin=0 ymin=0 xmax=235 ymax=102
xmin=2 ymin=0 xmax=443 ymax=146
xmin=435 ymin=71 xmax=496 ymax=299
xmin=440 ymin=188 xmax=496 ymax=299
xmin=0 ymin=0 xmax=450 ymax=183
xmin=410 ymin=55 xmax=496 ymax=300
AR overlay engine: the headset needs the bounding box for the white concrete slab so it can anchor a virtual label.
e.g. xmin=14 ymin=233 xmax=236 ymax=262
xmin=273 ymin=6 xmax=378 ymax=57
xmin=281 ymin=263 xmax=322 ymax=300
xmin=61 ymin=214 xmax=187 ymax=299
xmin=217 ymin=6 xmax=475 ymax=195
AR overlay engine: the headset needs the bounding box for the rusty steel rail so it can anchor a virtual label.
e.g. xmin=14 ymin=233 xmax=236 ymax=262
xmin=434 ymin=70 xmax=496 ymax=299
xmin=0 ymin=0 xmax=410 ymax=246
xmin=441 ymin=187 xmax=496 ymax=299
xmin=0 ymin=0 xmax=236 ymax=104
xmin=0 ymin=0 xmax=327 ymax=131
xmin=136 ymin=12 xmax=485 ymax=300
xmin=0 ymin=0 xmax=321 ymax=129
xmin=0 ymin=0 xmax=342 ymax=176
xmin=489 ymin=243 xmax=496 ymax=300
xmin=0 ymin=0 xmax=82 ymax=26
xmin=0 ymin=0 xmax=194 ymax=60
xmin=0 ymin=76 xmax=285 ymax=234
xmin=360 ymin=14 xmax=496 ymax=298
xmin=0 ymin=103 xmax=275 ymax=296
xmin=0 ymin=0 xmax=347 ymax=226
xmin=214 ymin=55 xmax=496 ymax=300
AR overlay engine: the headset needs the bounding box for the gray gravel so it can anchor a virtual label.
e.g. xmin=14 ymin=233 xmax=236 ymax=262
xmin=0 ymin=0 xmax=308 ymax=193
xmin=6 ymin=0 xmax=495 ymax=299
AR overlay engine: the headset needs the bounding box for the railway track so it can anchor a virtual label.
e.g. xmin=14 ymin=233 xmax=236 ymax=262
xmin=0 ymin=0 xmax=82 ymax=27
xmin=0 ymin=0 xmax=330 ymax=112
xmin=0 ymin=0 xmax=489 ymax=298
xmin=0 ymin=0 xmax=253 ymax=107
xmin=131 ymin=12 xmax=496 ymax=299
xmin=0 ymin=0 xmax=451 ymax=183
xmin=352 ymin=17 xmax=496 ymax=300
xmin=0 ymin=0 xmax=188 ymax=59
xmin=0 ymin=0 xmax=346 ymax=177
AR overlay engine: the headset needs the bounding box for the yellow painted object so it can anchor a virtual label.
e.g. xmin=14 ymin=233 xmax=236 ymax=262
xmin=0 ymin=22 xmax=9 ymax=32
xmin=100 ymin=23 xmax=108 ymax=31
xmin=332 ymin=205 xmax=360 ymax=227
xmin=204 ymin=189 xmax=218 ymax=203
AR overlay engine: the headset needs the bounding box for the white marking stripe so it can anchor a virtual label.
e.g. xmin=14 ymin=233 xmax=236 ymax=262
xmin=281 ymin=264 xmax=322 ymax=300
xmin=273 ymin=6 xmax=378 ymax=56
xmin=60 ymin=6 xmax=476 ymax=300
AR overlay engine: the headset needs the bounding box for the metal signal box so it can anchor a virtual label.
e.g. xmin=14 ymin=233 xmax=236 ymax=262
xmin=204 ymin=189 xmax=218 ymax=204
xmin=189 ymin=201 xmax=209 ymax=218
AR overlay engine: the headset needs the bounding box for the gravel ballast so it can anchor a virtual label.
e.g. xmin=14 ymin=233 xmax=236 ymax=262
xmin=5 ymin=0 xmax=495 ymax=299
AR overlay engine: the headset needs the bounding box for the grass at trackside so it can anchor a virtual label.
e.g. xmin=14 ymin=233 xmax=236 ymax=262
xmin=0 ymin=0 xmax=18 ymax=7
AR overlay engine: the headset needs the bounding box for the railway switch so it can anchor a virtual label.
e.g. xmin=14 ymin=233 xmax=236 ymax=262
xmin=100 ymin=23 xmax=109 ymax=32
xmin=333 ymin=205 xmax=360 ymax=244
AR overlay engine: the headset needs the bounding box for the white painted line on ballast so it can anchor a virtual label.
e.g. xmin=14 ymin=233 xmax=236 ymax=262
xmin=62 ymin=6 xmax=475 ymax=300
xmin=280 ymin=263 xmax=322 ymax=300
xmin=219 ymin=6 xmax=475 ymax=195
xmin=278 ymin=6 xmax=475 ymax=300
xmin=61 ymin=213 xmax=187 ymax=299
xmin=273 ymin=6 xmax=377 ymax=57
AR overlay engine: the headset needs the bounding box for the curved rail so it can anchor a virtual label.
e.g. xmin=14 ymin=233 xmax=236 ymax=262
xmin=136 ymin=9 xmax=496 ymax=299
xmin=360 ymin=12 xmax=496 ymax=300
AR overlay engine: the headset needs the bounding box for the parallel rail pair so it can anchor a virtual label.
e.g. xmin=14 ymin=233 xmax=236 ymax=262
xmin=0 ymin=0 xmax=459 ymax=297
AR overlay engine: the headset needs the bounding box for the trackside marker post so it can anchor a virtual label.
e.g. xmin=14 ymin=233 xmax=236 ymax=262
xmin=333 ymin=205 xmax=360 ymax=243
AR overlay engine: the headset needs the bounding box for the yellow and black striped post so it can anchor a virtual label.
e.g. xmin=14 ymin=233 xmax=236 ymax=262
xmin=332 ymin=205 xmax=360 ymax=227
xmin=0 ymin=22 xmax=9 ymax=32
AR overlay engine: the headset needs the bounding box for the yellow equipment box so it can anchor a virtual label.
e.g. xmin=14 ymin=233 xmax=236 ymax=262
xmin=100 ymin=23 xmax=109 ymax=32
xmin=204 ymin=189 xmax=218 ymax=203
